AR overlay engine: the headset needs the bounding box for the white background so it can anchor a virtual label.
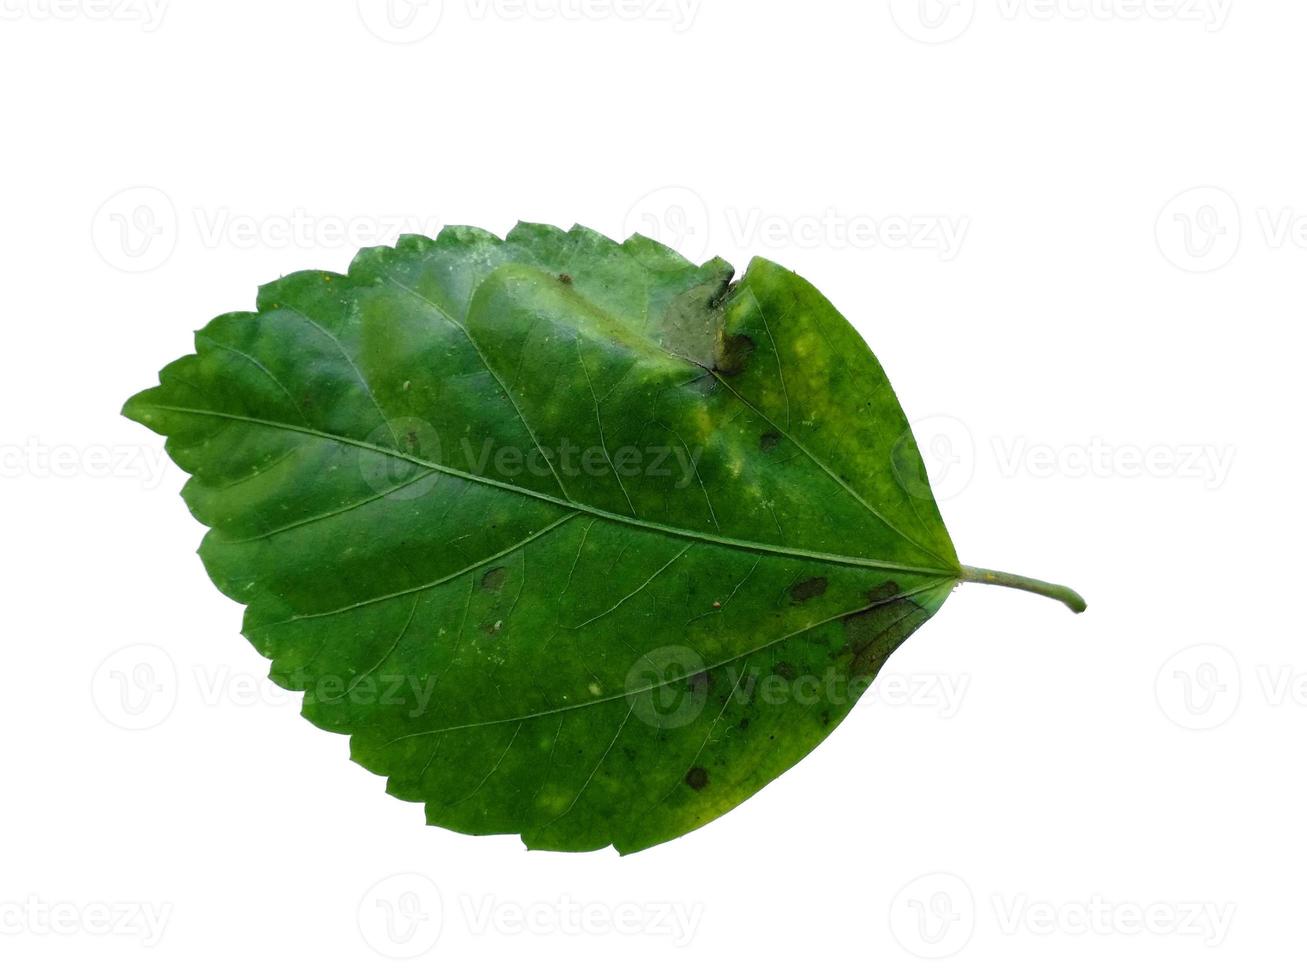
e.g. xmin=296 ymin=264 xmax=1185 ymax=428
xmin=2 ymin=0 xmax=1302 ymax=975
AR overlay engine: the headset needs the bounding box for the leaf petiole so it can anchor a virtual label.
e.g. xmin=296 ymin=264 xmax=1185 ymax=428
xmin=959 ymin=565 xmax=1087 ymax=614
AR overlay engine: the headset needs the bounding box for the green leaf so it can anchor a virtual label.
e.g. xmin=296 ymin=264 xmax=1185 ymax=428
xmin=124 ymin=223 xmax=1083 ymax=853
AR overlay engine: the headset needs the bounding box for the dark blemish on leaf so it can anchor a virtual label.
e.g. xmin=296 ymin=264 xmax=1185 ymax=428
xmin=760 ymin=430 xmax=782 ymax=453
xmin=713 ymin=332 xmax=755 ymax=375
xmin=708 ymin=275 xmax=739 ymax=310
xmin=558 ymin=273 xmax=573 ymax=285
xmin=789 ymin=577 xmax=828 ymax=604
xmin=688 ymin=373 xmax=719 ymax=397
xmin=480 ymin=567 xmax=508 ymax=592
xmin=819 ymin=709 xmax=831 ymax=728
xmin=685 ymin=767 xmax=709 ymax=791
xmin=841 ymin=582 xmax=929 ymax=679
xmin=775 ymin=661 xmax=797 ymax=682
xmin=482 ymin=620 xmax=503 ymax=636
xmin=849 ymin=646 xmax=879 ymax=678
xmin=865 ymin=581 xmax=901 ymax=604
xmin=738 ymin=717 xmax=750 ymax=730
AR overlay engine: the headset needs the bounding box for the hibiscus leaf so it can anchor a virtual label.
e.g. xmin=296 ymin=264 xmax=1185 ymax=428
xmin=123 ymin=223 xmax=1084 ymax=853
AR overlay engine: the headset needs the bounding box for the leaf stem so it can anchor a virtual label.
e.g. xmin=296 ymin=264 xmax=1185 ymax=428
xmin=958 ymin=565 xmax=1087 ymax=614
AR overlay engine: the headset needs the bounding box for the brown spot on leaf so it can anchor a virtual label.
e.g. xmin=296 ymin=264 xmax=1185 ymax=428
xmin=760 ymin=430 xmax=782 ymax=453
xmin=558 ymin=272 xmax=573 ymax=285
xmin=842 ymin=582 xmax=931 ymax=679
xmin=685 ymin=766 xmax=709 ymax=791
xmin=789 ymin=576 xmax=828 ymax=603
xmin=480 ymin=567 xmax=508 ymax=591
xmin=775 ymin=661 xmax=797 ymax=681
xmin=865 ymin=581 xmax=901 ymax=604
xmin=713 ymin=332 xmax=755 ymax=375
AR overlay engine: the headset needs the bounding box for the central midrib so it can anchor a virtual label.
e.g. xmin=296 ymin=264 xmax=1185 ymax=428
xmin=151 ymin=403 xmax=960 ymax=579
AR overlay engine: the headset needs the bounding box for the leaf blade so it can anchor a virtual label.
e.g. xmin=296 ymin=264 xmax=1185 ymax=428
xmin=124 ymin=223 xmax=961 ymax=852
